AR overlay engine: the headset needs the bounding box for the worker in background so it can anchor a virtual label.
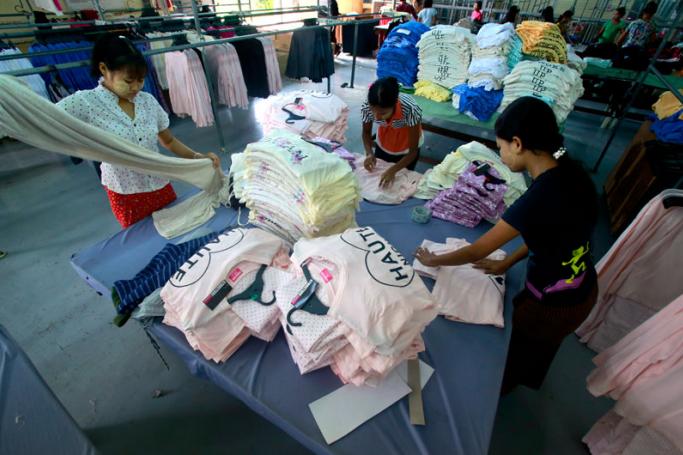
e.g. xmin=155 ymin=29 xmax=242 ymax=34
xmin=557 ymin=10 xmax=574 ymax=42
xmin=57 ymin=34 xmax=220 ymax=229
xmin=418 ymin=0 xmax=438 ymax=27
xmin=617 ymin=1 xmax=658 ymax=49
xmin=415 ymin=97 xmax=598 ymax=396
xmin=362 ymin=77 xmax=423 ymax=188
xmin=501 ymin=5 xmax=520 ymax=25
xmin=471 ymin=1 xmax=483 ymax=23
xmin=541 ymin=6 xmax=554 ymax=23
xmin=395 ymin=0 xmax=418 ymax=20
xmin=596 ymin=7 xmax=627 ymax=45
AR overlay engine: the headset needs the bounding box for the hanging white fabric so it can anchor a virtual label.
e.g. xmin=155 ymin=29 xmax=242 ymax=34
xmin=0 ymin=75 xmax=229 ymax=239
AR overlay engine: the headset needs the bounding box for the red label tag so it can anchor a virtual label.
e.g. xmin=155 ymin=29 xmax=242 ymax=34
xmin=320 ymin=268 xmax=333 ymax=283
xmin=227 ymin=267 xmax=243 ymax=283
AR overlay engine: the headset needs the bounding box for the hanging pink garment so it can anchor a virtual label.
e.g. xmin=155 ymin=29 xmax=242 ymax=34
xmin=576 ymin=190 xmax=683 ymax=352
xmin=583 ymin=294 xmax=683 ymax=453
xmin=165 ymin=50 xmax=214 ymax=127
xmin=204 ymin=44 xmax=248 ymax=109
xmin=257 ymin=37 xmax=282 ymax=95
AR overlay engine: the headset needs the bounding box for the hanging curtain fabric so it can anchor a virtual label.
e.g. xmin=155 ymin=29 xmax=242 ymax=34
xmin=0 ymin=75 xmax=228 ymax=239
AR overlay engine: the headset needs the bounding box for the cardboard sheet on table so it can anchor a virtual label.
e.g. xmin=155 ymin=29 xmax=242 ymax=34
xmin=309 ymin=360 xmax=434 ymax=445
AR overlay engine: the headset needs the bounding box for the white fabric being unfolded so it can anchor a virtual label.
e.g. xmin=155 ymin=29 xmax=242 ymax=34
xmin=0 ymin=75 xmax=229 ymax=239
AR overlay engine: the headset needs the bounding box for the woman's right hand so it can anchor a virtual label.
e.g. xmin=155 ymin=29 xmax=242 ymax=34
xmin=473 ymin=258 xmax=510 ymax=276
xmin=364 ymin=155 xmax=377 ymax=172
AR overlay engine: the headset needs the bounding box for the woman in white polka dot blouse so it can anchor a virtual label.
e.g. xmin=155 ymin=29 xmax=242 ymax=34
xmin=57 ymin=33 xmax=221 ymax=228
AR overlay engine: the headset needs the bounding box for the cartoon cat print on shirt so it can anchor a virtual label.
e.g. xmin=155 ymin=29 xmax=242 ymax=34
xmin=340 ymin=227 xmax=415 ymax=287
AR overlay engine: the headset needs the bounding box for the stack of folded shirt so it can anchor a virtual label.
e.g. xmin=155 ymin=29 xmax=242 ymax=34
xmin=414 ymin=80 xmax=452 ymax=102
xmin=160 ymin=228 xmax=290 ymax=362
xmin=307 ymin=136 xmax=358 ymax=170
xmin=416 ymin=25 xmax=474 ymax=89
xmin=280 ymin=227 xmax=438 ymax=385
xmin=451 ymin=83 xmax=504 ymax=121
xmin=233 ymin=130 xmax=361 ymax=244
xmin=515 ymin=21 xmax=568 ymax=64
xmin=426 ymin=161 xmax=508 ymax=227
xmin=468 ymin=22 xmax=523 ymax=90
xmin=413 ymin=238 xmax=506 ymax=328
xmin=353 ymin=157 xmax=422 ymax=204
xmin=377 ymin=21 xmax=431 ymax=88
xmin=415 ymin=141 xmax=527 ymax=207
xmin=500 ymin=60 xmax=584 ymax=123
xmin=255 ymin=90 xmax=349 ymax=143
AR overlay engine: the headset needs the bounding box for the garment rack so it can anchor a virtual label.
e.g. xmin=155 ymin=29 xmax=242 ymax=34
xmin=0 ymin=7 xmax=390 ymax=156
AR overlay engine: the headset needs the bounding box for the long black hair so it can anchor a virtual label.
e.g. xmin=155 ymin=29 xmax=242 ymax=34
xmin=495 ymin=96 xmax=598 ymax=224
xmin=90 ymin=33 xmax=148 ymax=78
xmin=368 ymin=77 xmax=399 ymax=108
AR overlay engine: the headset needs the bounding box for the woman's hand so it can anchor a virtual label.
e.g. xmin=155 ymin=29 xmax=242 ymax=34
xmin=414 ymin=247 xmax=439 ymax=267
xmin=195 ymin=152 xmax=221 ymax=169
xmin=379 ymin=167 xmax=397 ymax=188
xmin=364 ymin=155 xmax=377 ymax=171
xmin=473 ymin=258 xmax=510 ymax=275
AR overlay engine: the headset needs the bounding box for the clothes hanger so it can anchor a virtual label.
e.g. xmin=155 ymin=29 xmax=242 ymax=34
xmin=226 ymin=265 xmax=276 ymax=306
xmin=286 ymin=262 xmax=330 ymax=334
xmin=662 ymin=181 xmax=683 ymax=208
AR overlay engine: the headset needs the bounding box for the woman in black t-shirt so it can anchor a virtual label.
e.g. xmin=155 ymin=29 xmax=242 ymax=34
xmin=415 ymin=96 xmax=598 ymax=395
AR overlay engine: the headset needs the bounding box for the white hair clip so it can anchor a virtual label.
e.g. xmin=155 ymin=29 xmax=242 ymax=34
xmin=553 ymin=147 xmax=567 ymax=160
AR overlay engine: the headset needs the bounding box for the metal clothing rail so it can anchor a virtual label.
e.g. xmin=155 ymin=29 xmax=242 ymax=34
xmin=0 ymin=6 xmax=322 ymax=34
xmin=1 ymin=14 xmax=386 ymax=156
xmin=591 ymin=10 xmax=683 ymax=173
xmin=0 ymin=34 xmax=190 ymax=62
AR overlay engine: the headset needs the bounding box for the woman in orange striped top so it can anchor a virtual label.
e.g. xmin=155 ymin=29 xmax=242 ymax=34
xmin=361 ymin=77 xmax=423 ymax=188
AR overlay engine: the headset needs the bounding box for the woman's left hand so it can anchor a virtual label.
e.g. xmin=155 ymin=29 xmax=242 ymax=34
xmin=195 ymin=152 xmax=221 ymax=169
xmin=379 ymin=168 xmax=397 ymax=188
xmin=414 ymin=247 xmax=439 ymax=267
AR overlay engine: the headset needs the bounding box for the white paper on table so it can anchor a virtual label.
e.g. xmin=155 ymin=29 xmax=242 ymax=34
xmin=308 ymin=360 xmax=434 ymax=445
xmin=397 ymin=359 xmax=435 ymax=389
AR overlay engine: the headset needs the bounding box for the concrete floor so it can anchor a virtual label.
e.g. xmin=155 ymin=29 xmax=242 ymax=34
xmin=0 ymin=55 xmax=638 ymax=454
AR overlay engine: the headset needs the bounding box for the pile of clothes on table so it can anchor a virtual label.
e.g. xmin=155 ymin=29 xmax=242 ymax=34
xmin=377 ymin=21 xmax=430 ymax=88
xmin=255 ymin=91 xmax=349 ymax=144
xmin=415 ymin=141 xmax=527 ymax=208
xmin=230 ymin=130 xmax=360 ymax=244
xmin=161 ymin=228 xmax=291 ymax=362
xmin=499 ymin=60 xmax=584 ymax=123
xmin=123 ymin=225 xmax=439 ymax=387
xmin=515 ymin=21 xmax=567 ymax=64
xmin=467 ymin=22 xmax=522 ymax=91
xmin=426 ymin=160 xmax=508 ymax=227
xmin=416 ymin=25 xmax=474 ymax=92
xmin=650 ymin=89 xmax=683 ymax=144
xmin=412 ymin=237 xmax=507 ymax=328
xmin=353 ymin=157 xmax=422 ymax=204
xmin=282 ymin=227 xmax=438 ymax=385
xmin=449 ymin=22 xmax=522 ymax=121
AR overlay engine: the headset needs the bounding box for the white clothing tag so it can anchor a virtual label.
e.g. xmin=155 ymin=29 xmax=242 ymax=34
xmin=396 ymin=29 xmax=411 ymax=35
